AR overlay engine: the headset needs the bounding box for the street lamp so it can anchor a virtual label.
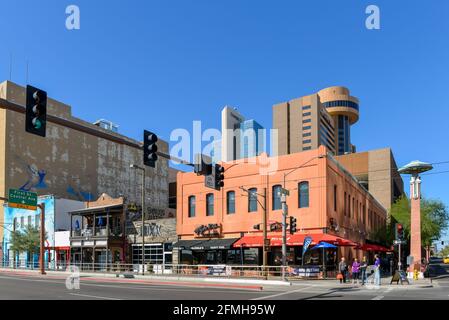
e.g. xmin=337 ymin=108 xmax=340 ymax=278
xmin=130 ymin=164 xmax=146 ymax=275
xmin=279 ymin=154 xmax=327 ymax=281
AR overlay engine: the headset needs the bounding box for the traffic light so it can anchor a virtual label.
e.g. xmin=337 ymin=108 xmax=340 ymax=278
xmin=395 ymin=223 xmax=404 ymax=240
xmin=25 ymin=85 xmax=47 ymax=137
xmin=194 ymin=154 xmax=212 ymax=176
xmin=289 ymin=216 xmax=297 ymax=235
xmin=214 ymin=164 xmax=225 ymax=190
xmin=143 ymin=130 xmax=158 ymax=168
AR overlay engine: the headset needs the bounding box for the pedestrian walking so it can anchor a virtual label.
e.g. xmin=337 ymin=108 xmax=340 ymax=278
xmin=360 ymin=256 xmax=368 ymax=285
xmin=374 ymin=254 xmax=381 ymax=286
xmin=338 ymin=257 xmax=348 ymax=283
xmin=352 ymin=258 xmax=361 ymax=284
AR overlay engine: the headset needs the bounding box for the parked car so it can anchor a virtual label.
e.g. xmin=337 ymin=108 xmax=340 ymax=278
xmin=444 ymin=256 xmax=449 ymax=264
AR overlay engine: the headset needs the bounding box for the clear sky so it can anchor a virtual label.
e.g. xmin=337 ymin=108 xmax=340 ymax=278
xmin=2 ymin=1 xmax=449 ymax=241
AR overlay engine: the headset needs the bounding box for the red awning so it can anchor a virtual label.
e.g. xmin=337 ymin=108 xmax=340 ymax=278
xmin=357 ymin=244 xmax=393 ymax=252
xmin=233 ymin=233 xmax=359 ymax=248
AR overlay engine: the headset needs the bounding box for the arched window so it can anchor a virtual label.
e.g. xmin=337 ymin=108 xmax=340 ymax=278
xmin=298 ymin=182 xmax=310 ymax=208
xmin=227 ymin=191 xmax=235 ymax=214
xmin=248 ymin=188 xmax=258 ymax=212
xmin=188 ymin=196 xmax=196 ymax=218
xmin=272 ymin=185 xmax=282 ymax=211
xmin=206 ymin=194 xmax=214 ymax=216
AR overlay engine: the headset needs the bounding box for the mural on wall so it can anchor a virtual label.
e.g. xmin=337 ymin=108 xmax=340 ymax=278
xmin=16 ymin=161 xmax=48 ymax=192
xmin=66 ymin=176 xmax=95 ymax=202
xmin=2 ymin=196 xmax=55 ymax=264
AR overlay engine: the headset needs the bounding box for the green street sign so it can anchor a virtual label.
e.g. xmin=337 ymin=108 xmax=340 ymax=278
xmin=8 ymin=189 xmax=38 ymax=210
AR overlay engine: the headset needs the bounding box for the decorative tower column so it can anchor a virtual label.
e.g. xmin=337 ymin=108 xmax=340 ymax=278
xmin=410 ymin=174 xmax=422 ymax=272
xmin=398 ymin=160 xmax=433 ymax=278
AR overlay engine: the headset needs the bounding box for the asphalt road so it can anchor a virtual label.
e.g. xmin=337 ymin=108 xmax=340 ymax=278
xmin=0 ymin=271 xmax=448 ymax=300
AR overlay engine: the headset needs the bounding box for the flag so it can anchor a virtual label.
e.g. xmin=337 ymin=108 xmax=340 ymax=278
xmin=302 ymin=236 xmax=313 ymax=256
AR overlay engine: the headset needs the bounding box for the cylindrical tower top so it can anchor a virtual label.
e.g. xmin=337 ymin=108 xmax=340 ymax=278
xmin=318 ymin=86 xmax=359 ymax=125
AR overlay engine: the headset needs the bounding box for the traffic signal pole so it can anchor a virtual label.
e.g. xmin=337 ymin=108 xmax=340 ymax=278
xmin=38 ymin=203 xmax=46 ymax=275
xmin=281 ymin=198 xmax=287 ymax=281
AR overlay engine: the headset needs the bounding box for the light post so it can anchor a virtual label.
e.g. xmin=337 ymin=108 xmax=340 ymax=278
xmin=280 ymin=154 xmax=326 ymax=281
xmin=130 ymin=164 xmax=146 ymax=275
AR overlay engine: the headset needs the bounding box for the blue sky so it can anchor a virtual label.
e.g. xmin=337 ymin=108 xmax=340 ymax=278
xmin=1 ymin=1 xmax=449 ymax=241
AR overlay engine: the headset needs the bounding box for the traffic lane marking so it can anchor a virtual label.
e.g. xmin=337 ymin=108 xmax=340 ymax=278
xmin=69 ymin=293 xmax=122 ymax=300
xmin=251 ymin=286 xmax=316 ymax=300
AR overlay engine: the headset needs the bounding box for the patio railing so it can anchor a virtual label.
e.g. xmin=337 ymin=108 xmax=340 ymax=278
xmin=1 ymin=259 xmax=340 ymax=280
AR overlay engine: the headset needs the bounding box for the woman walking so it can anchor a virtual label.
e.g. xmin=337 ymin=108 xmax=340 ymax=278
xmin=352 ymin=258 xmax=361 ymax=284
xmin=374 ymin=254 xmax=381 ymax=286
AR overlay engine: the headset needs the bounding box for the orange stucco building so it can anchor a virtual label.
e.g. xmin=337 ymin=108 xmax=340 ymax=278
xmin=175 ymin=146 xmax=387 ymax=267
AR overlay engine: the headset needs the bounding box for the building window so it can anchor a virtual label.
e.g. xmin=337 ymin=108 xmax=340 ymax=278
xmin=303 ymin=112 xmax=312 ymax=117
xmin=298 ymin=182 xmax=310 ymax=208
xmin=302 ymin=105 xmax=311 ymax=110
xmin=248 ymin=188 xmax=258 ymax=212
xmin=272 ymin=185 xmax=282 ymax=211
xmin=27 ymin=216 xmax=32 ymax=227
xmin=303 ymin=132 xmax=312 ymax=138
xmin=303 ymin=146 xmax=312 ymax=151
xmin=227 ymin=191 xmax=236 ymax=214
xmin=303 ymin=139 xmax=312 ymax=144
xmin=303 ymin=119 xmax=312 ymax=124
xmin=188 ymin=196 xmax=196 ymax=218
xmin=206 ymin=194 xmax=214 ymax=216
xmin=303 ymin=126 xmax=312 ymax=130
xmin=334 ymin=185 xmax=337 ymax=212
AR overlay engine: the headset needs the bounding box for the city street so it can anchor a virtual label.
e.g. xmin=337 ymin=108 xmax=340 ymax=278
xmin=0 ymin=269 xmax=448 ymax=300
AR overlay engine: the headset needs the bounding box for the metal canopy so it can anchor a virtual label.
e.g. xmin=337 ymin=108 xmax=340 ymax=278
xmin=398 ymin=160 xmax=433 ymax=175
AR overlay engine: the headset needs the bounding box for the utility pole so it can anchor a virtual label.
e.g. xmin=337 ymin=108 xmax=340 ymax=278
xmin=281 ymin=194 xmax=288 ymax=281
xmin=263 ymin=188 xmax=268 ymax=279
xmin=240 ymin=187 xmax=268 ymax=279
xmin=39 ymin=203 xmax=46 ymax=275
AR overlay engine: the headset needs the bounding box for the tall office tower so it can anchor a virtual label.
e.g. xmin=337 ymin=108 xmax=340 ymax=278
xmin=240 ymin=119 xmax=265 ymax=159
xmin=272 ymin=86 xmax=359 ymax=156
xmin=221 ymin=106 xmax=265 ymax=162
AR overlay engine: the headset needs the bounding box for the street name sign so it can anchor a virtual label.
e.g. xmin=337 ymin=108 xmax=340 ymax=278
xmin=8 ymin=189 xmax=38 ymax=210
xmin=393 ymin=240 xmax=407 ymax=245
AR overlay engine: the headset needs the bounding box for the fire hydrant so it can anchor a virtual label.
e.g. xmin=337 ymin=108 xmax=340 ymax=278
xmin=413 ymin=269 xmax=419 ymax=280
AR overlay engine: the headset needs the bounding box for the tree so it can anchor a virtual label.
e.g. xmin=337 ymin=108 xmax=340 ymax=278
xmin=10 ymin=225 xmax=46 ymax=265
xmin=439 ymin=245 xmax=449 ymax=258
xmin=389 ymin=196 xmax=449 ymax=248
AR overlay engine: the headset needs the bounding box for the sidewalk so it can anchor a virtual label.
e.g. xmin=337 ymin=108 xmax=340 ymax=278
xmin=289 ymin=277 xmax=433 ymax=289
